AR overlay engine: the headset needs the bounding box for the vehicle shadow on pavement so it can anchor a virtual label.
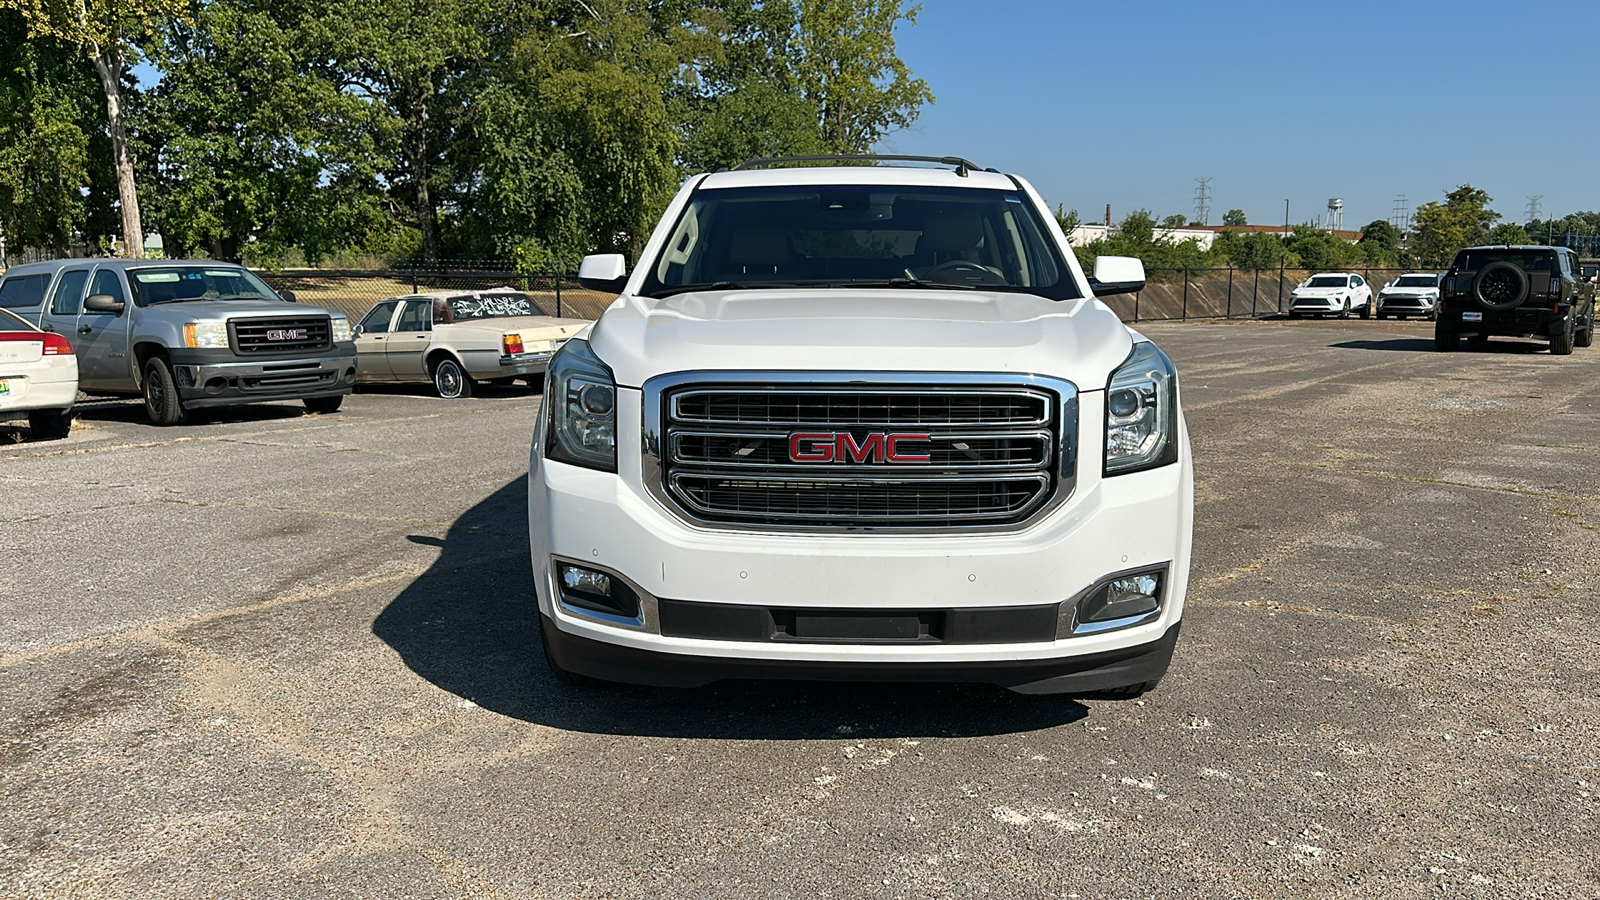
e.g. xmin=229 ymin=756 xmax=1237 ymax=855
xmin=1331 ymin=338 xmax=1551 ymax=354
xmin=372 ymin=476 xmax=1091 ymax=739
xmin=69 ymin=398 xmax=308 ymax=426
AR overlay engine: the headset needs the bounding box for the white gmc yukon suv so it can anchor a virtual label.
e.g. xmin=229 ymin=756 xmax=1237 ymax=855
xmin=529 ymin=156 xmax=1194 ymax=696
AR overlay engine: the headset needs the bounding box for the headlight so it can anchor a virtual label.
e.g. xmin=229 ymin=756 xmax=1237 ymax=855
xmin=331 ymin=317 xmax=352 ymax=342
xmin=183 ymin=321 xmax=228 ymax=349
xmin=1104 ymin=341 xmax=1178 ymax=476
xmin=545 ymin=337 xmax=616 ymax=472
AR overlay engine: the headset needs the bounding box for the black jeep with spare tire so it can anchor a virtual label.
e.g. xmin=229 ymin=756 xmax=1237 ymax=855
xmin=1435 ymin=245 xmax=1595 ymax=354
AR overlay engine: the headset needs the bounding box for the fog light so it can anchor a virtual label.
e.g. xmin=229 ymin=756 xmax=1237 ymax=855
xmin=554 ymin=560 xmax=640 ymax=620
xmin=1077 ymin=571 xmax=1162 ymax=630
xmin=563 ymin=565 xmax=611 ymax=596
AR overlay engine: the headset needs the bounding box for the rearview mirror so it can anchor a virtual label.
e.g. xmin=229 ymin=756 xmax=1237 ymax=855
xmin=1087 ymin=256 xmax=1145 ymax=296
xmin=577 ymin=254 xmax=629 ymax=293
xmin=83 ymin=293 xmax=125 ymax=314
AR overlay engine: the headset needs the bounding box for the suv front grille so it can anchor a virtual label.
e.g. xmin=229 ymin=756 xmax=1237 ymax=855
xmin=649 ymin=380 xmax=1075 ymax=531
xmin=230 ymin=316 xmax=332 ymax=354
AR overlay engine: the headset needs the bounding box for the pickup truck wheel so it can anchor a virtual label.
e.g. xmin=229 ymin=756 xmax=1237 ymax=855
xmin=1551 ymin=317 xmax=1575 ymax=355
xmin=143 ymin=357 xmax=186 ymax=426
xmin=27 ymin=408 xmax=72 ymax=440
xmin=432 ymin=357 xmax=473 ymax=399
xmin=304 ymin=395 xmax=343 ymax=415
xmin=1575 ymin=316 xmax=1594 ymax=348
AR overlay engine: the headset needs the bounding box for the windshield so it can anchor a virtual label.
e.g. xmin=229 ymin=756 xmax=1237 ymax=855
xmin=639 ymin=184 xmax=1076 ymax=299
xmin=1453 ymin=250 xmax=1556 ymax=273
xmin=1306 ymin=276 xmax=1347 ymax=288
xmin=447 ymin=292 xmax=542 ymax=320
xmin=1395 ymin=275 xmax=1439 ymax=288
xmin=127 ymin=266 xmax=284 ymax=306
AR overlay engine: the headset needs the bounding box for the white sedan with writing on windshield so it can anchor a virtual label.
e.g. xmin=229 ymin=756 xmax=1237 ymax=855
xmin=352 ymin=289 xmax=590 ymax=398
xmin=0 ymin=307 xmax=78 ymax=440
xmin=1288 ymin=272 xmax=1373 ymax=319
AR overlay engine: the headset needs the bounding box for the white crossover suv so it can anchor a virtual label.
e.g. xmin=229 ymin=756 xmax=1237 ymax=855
xmin=1288 ymin=272 xmax=1373 ymax=319
xmin=529 ymin=155 xmax=1194 ymax=695
xmin=1375 ymin=273 xmax=1441 ymax=320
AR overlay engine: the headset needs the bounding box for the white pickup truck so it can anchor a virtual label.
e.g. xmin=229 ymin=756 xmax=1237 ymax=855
xmin=529 ymin=155 xmax=1193 ymax=696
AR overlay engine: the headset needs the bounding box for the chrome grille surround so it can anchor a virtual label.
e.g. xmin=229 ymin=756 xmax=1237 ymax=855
xmin=642 ymin=372 xmax=1079 ymax=533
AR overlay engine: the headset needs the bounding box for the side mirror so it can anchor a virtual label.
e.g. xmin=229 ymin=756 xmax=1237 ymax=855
xmin=1087 ymin=256 xmax=1145 ymax=296
xmin=279 ymin=289 xmax=297 ymax=303
xmin=352 ymin=324 xmax=364 ymax=337
xmin=577 ymin=254 xmax=629 ymax=293
xmin=83 ymin=293 xmax=125 ymax=314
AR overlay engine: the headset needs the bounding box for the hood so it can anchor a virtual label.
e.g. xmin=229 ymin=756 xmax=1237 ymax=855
xmin=1293 ymin=287 xmax=1347 ymax=297
xmin=445 ymin=315 xmax=590 ymax=338
xmin=586 ymin=288 xmax=1134 ymax=390
xmin=147 ymin=299 xmax=344 ymax=318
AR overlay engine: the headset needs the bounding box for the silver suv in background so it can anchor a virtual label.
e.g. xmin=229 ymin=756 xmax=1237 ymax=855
xmin=0 ymin=259 xmax=355 ymax=425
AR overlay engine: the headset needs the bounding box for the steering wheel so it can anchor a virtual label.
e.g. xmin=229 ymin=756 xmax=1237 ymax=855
xmin=925 ymin=259 xmax=1007 ymax=284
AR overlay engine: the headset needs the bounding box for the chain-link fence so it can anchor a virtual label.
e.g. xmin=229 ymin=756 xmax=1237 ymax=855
xmin=249 ymin=265 xmax=617 ymax=322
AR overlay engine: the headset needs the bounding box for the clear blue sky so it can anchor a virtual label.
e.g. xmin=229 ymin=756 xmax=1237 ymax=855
xmin=888 ymin=0 xmax=1600 ymax=230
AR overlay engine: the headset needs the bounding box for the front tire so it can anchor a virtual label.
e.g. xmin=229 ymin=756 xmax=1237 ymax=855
xmin=304 ymin=395 xmax=344 ymax=415
xmin=1339 ymin=300 xmax=1350 ymax=319
xmin=27 ymin=408 xmax=72 ymax=440
xmin=143 ymin=356 xmax=186 ymax=426
xmin=431 ymin=356 xmax=474 ymax=399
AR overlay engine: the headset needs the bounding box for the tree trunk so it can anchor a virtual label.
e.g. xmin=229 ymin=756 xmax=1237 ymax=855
xmin=403 ymin=103 xmax=439 ymax=263
xmin=88 ymin=35 xmax=143 ymax=259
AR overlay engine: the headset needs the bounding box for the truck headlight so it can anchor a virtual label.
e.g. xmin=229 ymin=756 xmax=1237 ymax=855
xmin=183 ymin=321 xmax=228 ymax=349
xmin=1104 ymin=341 xmax=1178 ymax=476
xmin=545 ymin=337 xmax=616 ymax=472
xmin=331 ymin=316 xmax=352 ymax=342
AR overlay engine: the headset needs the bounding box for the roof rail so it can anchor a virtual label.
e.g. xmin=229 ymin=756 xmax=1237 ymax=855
xmin=727 ymin=154 xmax=990 ymax=177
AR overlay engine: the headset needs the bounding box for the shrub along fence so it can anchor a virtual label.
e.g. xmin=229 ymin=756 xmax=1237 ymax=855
xmin=1098 ymin=267 xmax=1419 ymax=323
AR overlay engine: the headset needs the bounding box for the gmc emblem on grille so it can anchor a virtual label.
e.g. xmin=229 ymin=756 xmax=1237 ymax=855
xmin=265 ymin=328 xmax=308 ymax=341
xmin=788 ymin=432 xmax=931 ymax=464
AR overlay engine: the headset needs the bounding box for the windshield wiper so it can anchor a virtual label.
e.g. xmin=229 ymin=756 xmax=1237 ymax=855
xmin=649 ymin=281 xmax=798 ymax=299
xmin=831 ymin=278 xmax=976 ymax=290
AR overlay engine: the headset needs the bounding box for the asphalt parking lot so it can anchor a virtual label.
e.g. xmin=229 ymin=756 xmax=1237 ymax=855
xmin=3 ymin=317 xmax=1598 ymax=898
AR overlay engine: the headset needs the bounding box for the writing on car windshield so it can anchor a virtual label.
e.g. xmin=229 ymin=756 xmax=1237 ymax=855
xmin=448 ymin=293 xmax=540 ymax=320
xmin=639 ymin=184 xmax=1076 ymax=300
xmin=1395 ymin=275 xmax=1439 ymax=287
xmin=1306 ymin=276 xmax=1348 ymax=287
xmin=129 ymin=267 xmax=280 ymax=305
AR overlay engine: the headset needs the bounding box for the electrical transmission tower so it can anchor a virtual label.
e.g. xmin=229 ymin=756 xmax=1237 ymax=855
xmin=1390 ymin=195 xmax=1409 ymax=231
xmin=1525 ymin=196 xmax=1542 ymax=223
xmin=1193 ymin=178 xmax=1212 ymax=226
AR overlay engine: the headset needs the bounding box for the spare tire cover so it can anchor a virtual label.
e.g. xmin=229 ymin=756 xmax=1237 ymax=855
xmin=1473 ymin=261 xmax=1529 ymax=311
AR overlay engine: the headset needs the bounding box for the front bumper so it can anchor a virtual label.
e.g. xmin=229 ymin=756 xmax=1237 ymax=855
xmin=528 ymin=386 xmax=1194 ymax=692
xmin=1378 ymin=294 xmax=1436 ymax=313
xmin=169 ymin=348 xmax=357 ymax=407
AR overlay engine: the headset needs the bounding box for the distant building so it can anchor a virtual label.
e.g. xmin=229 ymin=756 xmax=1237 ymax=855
xmin=1065 ymin=223 xmax=1219 ymax=251
xmin=1193 ymin=224 xmax=1364 ymax=242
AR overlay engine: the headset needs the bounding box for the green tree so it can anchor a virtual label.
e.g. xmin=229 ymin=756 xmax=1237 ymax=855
xmin=1286 ymin=226 xmax=1359 ymax=271
xmin=1356 ymin=219 xmax=1400 ymax=267
xmin=1160 ymin=213 xmax=1187 ymax=229
xmin=0 ymin=0 xmax=184 ymax=257
xmin=1054 ymin=205 xmax=1080 ymax=235
xmin=0 ymin=13 xmax=117 ymax=255
xmin=1222 ymin=208 xmax=1247 ymax=226
xmin=1213 ymin=229 xmax=1284 ymax=270
xmin=1489 ymin=222 xmax=1529 ymax=245
xmin=1410 ymin=185 xmax=1501 ymax=267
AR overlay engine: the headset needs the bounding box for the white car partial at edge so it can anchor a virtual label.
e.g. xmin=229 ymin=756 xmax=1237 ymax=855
xmin=529 ymin=155 xmax=1194 ymax=697
xmin=0 ymin=306 xmax=78 ymax=439
xmin=1376 ymin=273 xmax=1442 ymax=320
xmin=353 ymin=289 xmax=590 ymax=398
xmin=1289 ymin=272 xmax=1373 ymax=319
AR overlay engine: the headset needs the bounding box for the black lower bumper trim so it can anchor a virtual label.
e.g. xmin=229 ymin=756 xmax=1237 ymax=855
xmin=541 ymin=615 xmax=1180 ymax=695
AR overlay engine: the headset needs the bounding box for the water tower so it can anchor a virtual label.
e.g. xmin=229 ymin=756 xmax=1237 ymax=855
xmin=1327 ymin=197 xmax=1344 ymax=231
